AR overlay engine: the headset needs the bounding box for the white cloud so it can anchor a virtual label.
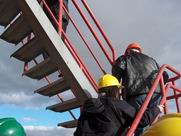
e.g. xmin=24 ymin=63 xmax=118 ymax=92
xmin=24 ymin=126 xmax=75 ymax=136
xmin=22 ymin=117 xmax=38 ymax=122
xmin=0 ymin=90 xmax=58 ymax=109
xmin=0 ymin=92 xmax=32 ymax=104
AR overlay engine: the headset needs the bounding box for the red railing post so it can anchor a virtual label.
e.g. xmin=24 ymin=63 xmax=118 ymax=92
xmin=159 ymin=83 xmax=172 ymax=114
xmin=172 ymin=81 xmax=181 ymax=113
xmin=58 ymin=0 xmax=63 ymax=35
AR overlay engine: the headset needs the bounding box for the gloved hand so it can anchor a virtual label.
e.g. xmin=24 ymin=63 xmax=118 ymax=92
xmin=157 ymin=105 xmax=164 ymax=113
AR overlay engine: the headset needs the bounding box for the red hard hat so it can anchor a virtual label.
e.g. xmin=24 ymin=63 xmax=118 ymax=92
xmin=125 ymin=43 xmax=142 ymax=55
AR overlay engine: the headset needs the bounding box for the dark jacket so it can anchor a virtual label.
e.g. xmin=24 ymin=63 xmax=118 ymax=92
xmin=46 ymin=0 xmax=68 ymax=9
xmin=74 ymin=97 xmax=160 ymax=136
xmin=46 ymin=0 xmax=69 ymax=18
xmin=45 ymin=0 xmax=69 ymax=32
xmin=112 ymin=51 xmax=168 ymax=98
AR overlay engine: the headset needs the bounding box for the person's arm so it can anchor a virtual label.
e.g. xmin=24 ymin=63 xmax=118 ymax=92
xmin=115 ymin=99 xmax=163 ymax=129
xmin=83 ymin=98 xmax=104 ymax=114
xmin=112 ymin=55 xmax=126 ymax=82
xmin=155 ymin=62 xmax=169 ymax=84
xmin=163 ymin=71 xmax=169 ymax=84
xmin=138 ymin=105 xmax=163 ymax=127
xmin=113 ymin=100 xmax=136 ymax=127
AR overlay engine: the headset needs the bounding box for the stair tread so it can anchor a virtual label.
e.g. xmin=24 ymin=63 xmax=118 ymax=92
xmin=58 ymin=120 xmax=78 ymax=128
xmin=0 ymin=15 xmax=32 ymax=44
xmin=35 ymin=78 xmax=70 ymax=97
xmin=23 ymin=57 xmax=58 ymax=80
xmin=11 ymin=37 xmax=43 ymax=62
xmin=46 ymin=98 xmax=81 ymax=112
xmin=0 ymin=0 xmax=20 ymax=26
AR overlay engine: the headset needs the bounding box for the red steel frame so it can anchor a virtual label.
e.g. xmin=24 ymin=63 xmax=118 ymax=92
xmin=126 ymin=64 xmax=181 ymax=136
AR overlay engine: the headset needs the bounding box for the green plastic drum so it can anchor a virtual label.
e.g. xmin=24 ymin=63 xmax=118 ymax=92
xmin=0 ymin=118 xmax=26 ymax=136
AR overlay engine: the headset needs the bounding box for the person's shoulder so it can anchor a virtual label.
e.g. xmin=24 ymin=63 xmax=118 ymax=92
xmin=84 ymin=98 xmax=100 ymax=107
xmin=139 ymin=52 xmax=154 ymax=59
xmin=105 ymin=98 xmax=129 ymax=108
xmin=113 ymin=99 xmax=136 ymax=116
xmin=114 ymin=55 xmax=126 ymax=65
xmin=83 ymin=98 xmax=104 ymax=113
xmin=136 ymin=52 xmax=157 ymax=62
xmin=115 ymin=54 xmax=125 ymax=60
xmin=112 ymin=99 xmax=131 ymax=106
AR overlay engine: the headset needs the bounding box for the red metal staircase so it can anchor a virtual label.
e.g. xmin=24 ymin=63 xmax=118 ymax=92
xmin=0 ymin=0 xmax=115 ymax=128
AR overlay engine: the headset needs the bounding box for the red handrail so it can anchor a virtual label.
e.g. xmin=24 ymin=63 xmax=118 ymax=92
xmin=81 ymin=0 xmax=116 ymax=62
xmin=37 ymin=0 xmax=98 ymax=89
xmin=172 ymin=81 xmax=181 ymax=113
xmin=62 ymin=5 xmax=106 ymax=74
xmin=160 ymin=83 xmax=171 ymax=114
xmin=58 ymin=0 xmax=63 ymax=34
xmin=40 ymin=0 xmax=115 ymax=88
xmin=72 ymin=0 xmax=114 ymax=65
xmin=126 ymin=64 xmax=181 ymax=136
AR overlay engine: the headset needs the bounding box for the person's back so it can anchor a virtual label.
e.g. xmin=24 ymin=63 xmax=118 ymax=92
xmin=112 ymin=43 xmax=168 ymax=135
xmin=74 ymin=74 xmax=135 ymax=136
xmin=112 ymin=50 xmax=160 ymax=98
xmin=74 ymin=96 xmax=162 ymax=136
xmin=74 ymin=97 xmax=136 ymax=136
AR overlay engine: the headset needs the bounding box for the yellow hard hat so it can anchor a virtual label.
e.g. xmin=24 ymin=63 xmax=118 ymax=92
xmin=142 ymin=113 xmax=181 ymax=136
xmin=98 ymin=74 xmax=121 ymax=89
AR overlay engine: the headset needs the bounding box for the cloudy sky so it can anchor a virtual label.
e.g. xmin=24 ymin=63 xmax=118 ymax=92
xmin=0 ymin=0 xmax=181 ymax=135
